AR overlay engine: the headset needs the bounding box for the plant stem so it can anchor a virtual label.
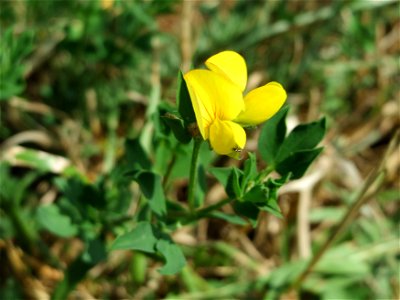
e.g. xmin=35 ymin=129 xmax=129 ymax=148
xmin=195 ymin=198 xmax=232 ymax=218
xmin=255 ymin=165 xmax=275 ymax=184
xmin=9 ymin=204 xmax=37 ymax=251
xmin=182 ymin=198 xmax=233 ymax=225
xmin=162 ymin=145 xmax=178 ymax=189
xmin=188 ymin=138 xmax=202 ymax=211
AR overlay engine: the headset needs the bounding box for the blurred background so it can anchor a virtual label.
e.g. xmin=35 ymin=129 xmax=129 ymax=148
xmin=1 ymin=0 xmax=399 ymax=299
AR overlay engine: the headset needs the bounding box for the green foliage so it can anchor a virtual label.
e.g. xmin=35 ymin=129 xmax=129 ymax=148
xmin=111 ymin=222 xmax=186 ymax=275
xmin=258 ymin=106 xmax=289 ymax=164
xmin=161 ymin=114 xmax=192 ymax=144
xmin=210 ymin=152 xmax=291 ymax=225
xmin=111 ymin=222 xmax=159 ymax=253
xmin=177 ymin=71 xmax=196 ymax=126
xmin=259 ymin=107 xmax=326 ymax=179
xmin=36 ymin=204 xmax=78 ymax=238
xmin=0 ymin=28 xmax=33 ymax=100
xmin=162 ymin=71 xmax=195 ymax=143
xmin=135 ymin=171 xmax=167 ymax=217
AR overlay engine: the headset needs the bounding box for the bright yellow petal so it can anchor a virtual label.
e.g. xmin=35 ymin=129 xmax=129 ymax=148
xmin=184 ymin=70 xmax=214 ymax=139
xmin=184 ymin=69 xmax=244 ymax=140
xmin=209 ymin=119 xmax=246 ymax=157
xmin=234 ymin=81 xmax=287 ymax=125
xmin=205 ymin=51 xmax=247 ymax=92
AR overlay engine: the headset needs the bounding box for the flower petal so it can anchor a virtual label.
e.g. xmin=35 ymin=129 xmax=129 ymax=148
xmin=209 ymin=119 xmax=246 ymax=157
xmin=235 ymin=81 xmax=287 ymax=125
xmin=205 ymin=51 xmax=247 ymax=92
xmin=184 ymin=69 xmax=244 ymax=139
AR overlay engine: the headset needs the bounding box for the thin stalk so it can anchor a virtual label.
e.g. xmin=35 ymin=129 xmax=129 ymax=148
xmin=188 ymin=138 xmax=202 ymax=211
xmin=194 ymin=198 xmax=232 ymax=219
xmin=255 ymin=165 xmax=275 ymax=184
xmin=162 ymin=146 xmax=178 ymax=189
xmin=9 ymin=204 xmax=37 ymax=251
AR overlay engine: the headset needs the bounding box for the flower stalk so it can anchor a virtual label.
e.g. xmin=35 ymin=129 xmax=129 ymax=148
xmin=188 ymin=137 xmax=202 ymax=211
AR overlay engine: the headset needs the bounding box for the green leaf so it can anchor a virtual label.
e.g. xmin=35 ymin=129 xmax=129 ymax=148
xmin=233 ymin=201 xmax=259 ymax=227
xmin=36 ymin=204 xmax=78 ymax=238
xmin=242 ymin=153 xmax=257 ymax=189
xmin=258 ymin=198 xmax=283 ymax=219
xmin=310 ymin=207 xmax=346 ymax=223
xmin=267 ymin=260 xmax=307 ymax=289
xmin=82 ymin=238 xmax=107 ymax=264
xmin=124 ymin=139 xmax=151 ymax=170
xmin=161 ymin=114 xmax=192 ymax=144
xmin=276 ymin=147 xmax=324 ymax=179
xmin=258 ymin=106 xmax=289 ymax=165
xmin=135 ymin=171 xmax=167 ymax=216
xmin=315 ymin=256 xmax=369 ymax=275
xmin=0 ymin=163 xmax=41 ymax=205
xmin=256 ymin=176 xmax=287 ymax=219
xmin=110 ymin=222 xmax=158 ymax=253
xmin=156 ymin=238 xmax=186 ymax=275
xmin=14 ymin=148 xmax=70 ymax=174
xmin=177 ymin=71 xmax=196 ymax=125
xmin=0 ymin=28 xmax=33 ymax=100
xmin=276 ymin=117 xmax=326 ymax=163
xmin=226 ymin=168 xmax=243 ymax=199
xmin=111 ymin=224 xmax=186 ymax=275
xmin=243 ymin=184 xmax=267 ymax=203
xmin=210 ymin=167 xmax=243 ymax=199
xmin=242 ymin=180 xmax=284 ymax=219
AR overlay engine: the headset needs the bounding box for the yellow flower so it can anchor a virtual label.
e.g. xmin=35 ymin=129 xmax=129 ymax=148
xmin=184 ymin=50 xmax=287 ymax=158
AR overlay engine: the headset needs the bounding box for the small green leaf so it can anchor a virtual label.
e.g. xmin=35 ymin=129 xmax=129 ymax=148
xmin=161 ymin=114 xmax=192 ymax=144
xmin=210 ymin=167 xmax=243 ymax=199
xmin=276 ymin=117 xmax=326 ymax=163
xmin=243 ymin=180 xmax=284 ymax=219
xmin=233 ymin=201 xmax=259 ymax=227
xmin=82 ymin=238 xmax=107 ymax=264
xmin=135 ymin=171 xmax=167 ymax=216
xmin=309 ymin=207 xmax=346 ymax=223
xmin=36 ymin=204 xmax=78 ymax=238
xmin=276 ymin=147 xmax=324 ymax=179
xmin=258 ymin=106 xmax=289 ymax=165
xmin=258 ymin=198 xmax=283 ymax=219
xmin=110 ymin=222 xmax=158 ymax=253
xmin=177 ymin=71 xmax=196 ymax=125
xmin=243 ymin=184 xmax=267 ymax=203
xmin=242 ymin=153 xmax=257 ymax=189
xmin=226 ymin=168 xmax=243 ymax=199
xmin=125 ymin=139 xmax=151 ymax=170
xmin=156 ymin=238 xmax=186 ymax=275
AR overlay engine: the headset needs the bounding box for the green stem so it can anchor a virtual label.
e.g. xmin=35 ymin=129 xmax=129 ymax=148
xmin=188 ymin=138 xmax=202 ymax=211
xmin=162 ymin=145 xmax=178 ymax=189
xmin=9 ymin=204 xmax=37 ymax=250
xmin=255 ymin=165 xmax=275 ymax=184
xmin=195 ymin=198 xmax=232 ymax=218
xmin=182 ymin=198 xmax=233 ymax=225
